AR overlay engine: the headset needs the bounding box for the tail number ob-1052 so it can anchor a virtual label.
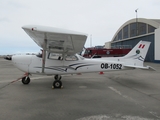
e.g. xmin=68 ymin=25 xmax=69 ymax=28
xmin=101 ymin=63 xmax=122 ymax=69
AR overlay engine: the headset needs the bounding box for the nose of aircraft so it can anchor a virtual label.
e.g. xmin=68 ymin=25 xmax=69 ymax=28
xmin=12 ymin=55 xmax=32 ymax=72
xmin=4 ymin=55 xmax=12 ymax=60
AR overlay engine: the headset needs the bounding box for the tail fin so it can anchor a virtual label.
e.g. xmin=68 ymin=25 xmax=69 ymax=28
xmin=123 ymin=41 xmax=151 ymax=67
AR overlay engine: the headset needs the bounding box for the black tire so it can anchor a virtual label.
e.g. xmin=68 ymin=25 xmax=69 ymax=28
xmin=53 ymin=80 xmax=62 ymax=88
xmin=22 ymin=77 xmax=30 ymax=84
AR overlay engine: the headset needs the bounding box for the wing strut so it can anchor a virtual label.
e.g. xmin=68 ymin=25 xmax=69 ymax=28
xmin=42 ymin=36 xmax=47 ymax=73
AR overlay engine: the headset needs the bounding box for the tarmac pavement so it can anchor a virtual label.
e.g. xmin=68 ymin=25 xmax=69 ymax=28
xmin=0 ymin=58 xmax=160 ymax=120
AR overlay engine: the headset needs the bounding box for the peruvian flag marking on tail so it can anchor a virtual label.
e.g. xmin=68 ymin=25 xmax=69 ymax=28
xmin=139 ymin=44 xmax=145 ymax=49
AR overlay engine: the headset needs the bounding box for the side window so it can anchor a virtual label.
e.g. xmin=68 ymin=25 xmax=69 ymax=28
xmin=65 ymin=55 xmax=78 ymax=61
xmin=48 ymin=53 xmax=62 ymax=60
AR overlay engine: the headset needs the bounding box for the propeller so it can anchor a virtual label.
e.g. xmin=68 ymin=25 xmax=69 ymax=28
xmin=4 ymin=55 xmax=12 ymax=61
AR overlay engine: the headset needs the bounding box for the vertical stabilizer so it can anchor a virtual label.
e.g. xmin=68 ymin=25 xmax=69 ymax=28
xmin=123 ymin=41 xmax=151 ymax=66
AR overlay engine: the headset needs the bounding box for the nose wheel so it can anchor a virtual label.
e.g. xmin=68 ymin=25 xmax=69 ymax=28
xmin=22 ymin=76 xmax=30 ymax=84
xmin=52 ymin=75 xmax=63 ymax=89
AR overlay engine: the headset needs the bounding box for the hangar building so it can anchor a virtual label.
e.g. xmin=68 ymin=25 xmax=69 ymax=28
xmin=107 ymin=18 xmax=160 ymax=62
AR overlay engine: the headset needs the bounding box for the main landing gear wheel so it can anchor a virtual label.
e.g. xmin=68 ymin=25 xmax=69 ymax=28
xmin=52 ymin=75 xmax=63 ymax=89
xmin=52 ymin=80 xmax=62 ymax=89
xmin=22 ymin=77 xmax=30 ymax=84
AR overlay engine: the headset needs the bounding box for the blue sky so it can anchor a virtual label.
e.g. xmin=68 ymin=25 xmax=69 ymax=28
xmin=0 ymin=0 xmax=160 ymax=55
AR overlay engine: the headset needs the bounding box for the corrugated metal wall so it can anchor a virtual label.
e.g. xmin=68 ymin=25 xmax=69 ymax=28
xmin=111 ymin=34 xmax=154 ymax=62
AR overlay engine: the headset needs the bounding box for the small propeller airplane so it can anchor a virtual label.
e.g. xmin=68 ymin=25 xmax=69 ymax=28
xmin=5 ymin=25 xmax=155 ymax=89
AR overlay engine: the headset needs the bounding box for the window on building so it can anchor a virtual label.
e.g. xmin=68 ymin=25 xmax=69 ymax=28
xmin=123 ymin=25 xmax=128 ymax=39
xmin=113 ymin=35 xmax=118 ymax=41
xmin=148 ymin=25 xmax=156 ymax=33
xmin=118 ymin=30 xmax=122 ymax=40
xmin=138 ymin=22 xmax=146 ymax=35
xmin=130 ymin=23 xmax=137 ymax=37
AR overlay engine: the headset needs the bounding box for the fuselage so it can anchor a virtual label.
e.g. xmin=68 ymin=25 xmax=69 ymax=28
xmin=12 ymin=53 xmax=127 ymax=75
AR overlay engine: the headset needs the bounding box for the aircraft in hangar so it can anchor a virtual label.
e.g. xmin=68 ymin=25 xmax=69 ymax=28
xmin=6 ymin=25 xmax=154 ymax=89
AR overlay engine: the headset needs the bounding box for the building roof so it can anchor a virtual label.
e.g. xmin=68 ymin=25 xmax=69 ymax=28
xmin=151 ymin=19 xmax=160 ymax=24
xmin=111 ymin=18 xmax=160 ymax=42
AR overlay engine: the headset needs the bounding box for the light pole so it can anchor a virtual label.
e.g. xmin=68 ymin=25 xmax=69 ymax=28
xmin=135 ymin=8 xmax=138 ymax=36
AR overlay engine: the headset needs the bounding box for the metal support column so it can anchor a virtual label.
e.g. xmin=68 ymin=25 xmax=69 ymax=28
xmin=42 ymin=37 xmax=47 ymax=73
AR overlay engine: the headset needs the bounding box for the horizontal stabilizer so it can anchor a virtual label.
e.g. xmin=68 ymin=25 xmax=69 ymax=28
xmin=145 ymin=66 xmax=156 ymax=71
xmin=124 ymin=65 xmax=156 ymax=71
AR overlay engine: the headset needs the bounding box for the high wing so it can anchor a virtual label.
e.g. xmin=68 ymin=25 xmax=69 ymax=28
xmin=22 ymin=25 xmax=88 ymax=55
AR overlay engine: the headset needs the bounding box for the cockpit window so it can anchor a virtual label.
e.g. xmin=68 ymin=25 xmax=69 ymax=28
xmin=48 ymin=53 xmax=62 ymax=60
xmin=65 ymin=55 xmax=78 ymax=61
xmin=48 ymin=52 xmax=79 ymax=61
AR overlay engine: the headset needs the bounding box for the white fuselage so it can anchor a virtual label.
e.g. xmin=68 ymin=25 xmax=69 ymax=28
xmin=12 ymin=53 xmax=128 ymax=75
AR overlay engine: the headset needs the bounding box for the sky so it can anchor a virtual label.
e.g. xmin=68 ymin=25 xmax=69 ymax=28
xmin=0 ymin=0 xmax=160 ymax=55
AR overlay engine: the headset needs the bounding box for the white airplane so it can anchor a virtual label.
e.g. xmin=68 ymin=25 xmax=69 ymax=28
xmin=8 ymin=25 xmax=154 ymax=88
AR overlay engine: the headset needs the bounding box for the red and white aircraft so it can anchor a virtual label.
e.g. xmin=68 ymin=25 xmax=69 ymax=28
xmin=8 ymin=25 xmax=154 ymax=88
